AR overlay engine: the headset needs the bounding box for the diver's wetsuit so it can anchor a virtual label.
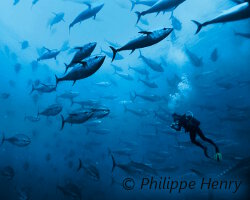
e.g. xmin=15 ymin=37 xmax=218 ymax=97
xmin=171 ymin=114 xmax=220 ymax=159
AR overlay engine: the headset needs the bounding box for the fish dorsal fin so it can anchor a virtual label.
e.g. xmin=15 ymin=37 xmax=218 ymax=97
xmin=138 ymin=31 xmax=152 ymax=36
xmin=84 ymin=2 xmax=91 ymax=9
xmin=43 ymin=47 xmax=51 ymax=52
xmin=40 ymin=83 xmax=49 ymax=87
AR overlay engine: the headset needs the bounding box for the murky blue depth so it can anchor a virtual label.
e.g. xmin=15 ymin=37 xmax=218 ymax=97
xmin=0 ymin=0 xmax=250 ymax=199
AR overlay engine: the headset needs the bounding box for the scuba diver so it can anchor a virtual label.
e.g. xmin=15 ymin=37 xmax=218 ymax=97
xmin=170 ymin=112 xmax=222 ymax=161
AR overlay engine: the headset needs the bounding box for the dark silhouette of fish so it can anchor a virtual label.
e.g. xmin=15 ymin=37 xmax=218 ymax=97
xmin=64 ymin=42 xmax=97 ymax=73
xmin=109 ymin=28 xmax=173 ymax=62
xmin=192 ymin=1 xmax=250 ymax=34
xmin=1 ymin=133 xmax=31 ymax=147
xmin=135 ymin=0 xmax=186 ymax=23
xmin=56 ymin=55 xmax=105 ymax=86
xmin=69 ymin=3 xmax=104 ymax=33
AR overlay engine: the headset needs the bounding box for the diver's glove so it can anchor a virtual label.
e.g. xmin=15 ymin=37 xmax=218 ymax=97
xmin=170 ymin=122 xmax=179 ymax=130
xmin=170 ymin=123 xmax=175 ymax=129
xmin=214 ymin=152 xmax=222 ymax=161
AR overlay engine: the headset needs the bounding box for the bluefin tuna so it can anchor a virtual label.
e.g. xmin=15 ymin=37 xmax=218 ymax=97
xmin=77 ymin=159 xmax=100 ymax=180
xmin=65 ymin=42 xmax=97 ymax=73
xmin=1 ymin=133 xmax=31 ymax=147
xmin=57 ymin=183 xmax=82 ymax=200
xmin=48 ymin=12 xmax=65 ymax=29
xmin=185 ymin=46 xmax=203 ymax=67
xmin=69 ymin=3 xmax=104 ymax=32
xmin=111 ymin=154 xmax=157 ymax=175
xmin=138 ymin=50 xmax=164 ymax=72
xmin=30 ymin=83 xmax=56 ymax=94
xmin=170 ymin=12 xmax=182 ymax=31
xmin=109 ymin=28 xmax=173 ymax=61
xmin=57 ymin=91 xmax=80 ymax=104
xmin=38 ymin=104 xmax=62 ymax=117
xmin=130 ymin=92 xmax=162 ymax=102
xmin=135 ymin=0 xmax=186 ymax=23
xmin=128 ymin=65 xmax=149 ymax=76
xmin=138 ymin=78 xmax=158 ymax=88
xmin=192 ymin=1 xmax=250 ymax=34
xmin=55 ymin=55 xmax=106 ymax=86
xmin=37 ymin=47 xmax=60 ymax=61
xmin=60 ymin=111 xmax=93 ymax=130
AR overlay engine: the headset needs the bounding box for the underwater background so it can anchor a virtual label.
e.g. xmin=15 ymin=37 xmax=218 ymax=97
xmin=0 ymin=0 xmax=250 ymax=199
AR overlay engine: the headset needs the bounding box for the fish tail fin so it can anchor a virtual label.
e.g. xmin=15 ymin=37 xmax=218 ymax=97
xmin=55 ymin=75 xmax=59 ymax=87
xmin=111 ymin=154 xmax=116 ymax=172
xmin=191 ymin=20 xmax=203 ymax=34
xmin=60 ymin=115 xmax=65 ymax=130
xmin=1 ymin=132 xmax=5 ymax=146
xmin=30 ymin=84 xmax=35 ymax=94
xmin=109 ymin=46 xmax=117 ymax=62
xmin=130 ymin=0 xmax=136 ymax=11
xmin=135 ymin=11 xmax=142 ymax=24
xmin=77 ymin=158 xmax=82 ymax=172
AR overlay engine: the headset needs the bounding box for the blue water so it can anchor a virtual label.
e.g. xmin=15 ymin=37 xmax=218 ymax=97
xmin=0 ymin=0 xmax=250 ymax=199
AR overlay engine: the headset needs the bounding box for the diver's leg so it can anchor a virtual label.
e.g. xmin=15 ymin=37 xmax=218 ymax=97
xmin=196 ymin=128 xmax=220 ymax=153
xmin=190 ymin=131 xmax=209 ymax=158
